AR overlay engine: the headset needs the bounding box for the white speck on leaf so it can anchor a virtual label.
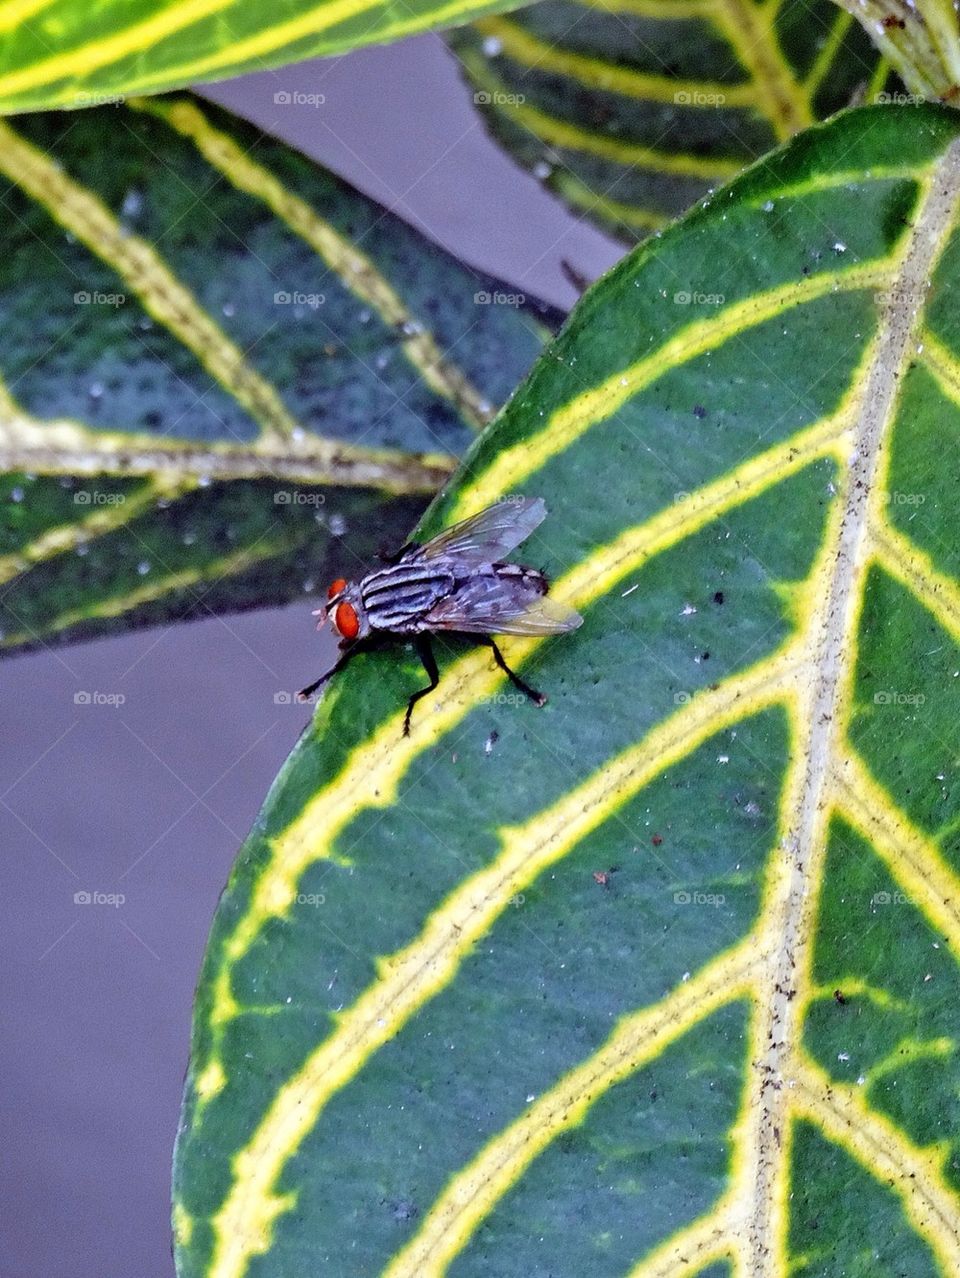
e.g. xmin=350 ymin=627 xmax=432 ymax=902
xmin=121 ymin=189 xmax=142 ymax=218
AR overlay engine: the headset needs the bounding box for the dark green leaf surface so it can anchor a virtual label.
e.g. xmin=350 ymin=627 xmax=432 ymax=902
xmin=174 ymin=106 xmax=960 ymax=1277
xmin=448 ymin=0 xmax=898 ymax=242
xmin=0 ymin=95 xmax=557 ymax=654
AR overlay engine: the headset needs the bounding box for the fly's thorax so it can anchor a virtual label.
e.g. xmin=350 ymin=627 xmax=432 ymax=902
xmin=360 ymin=561 xmax=456 ymax=634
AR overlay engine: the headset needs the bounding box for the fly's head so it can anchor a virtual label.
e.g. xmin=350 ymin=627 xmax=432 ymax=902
xmin=314 ymin=577 xmax=369 ymax=643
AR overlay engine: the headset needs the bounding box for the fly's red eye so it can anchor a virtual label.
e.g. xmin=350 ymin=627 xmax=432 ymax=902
xmin=327 ymin=577 xmax=348 ymax=599
xmin=334 ymin=601 xmax=360 ymax=640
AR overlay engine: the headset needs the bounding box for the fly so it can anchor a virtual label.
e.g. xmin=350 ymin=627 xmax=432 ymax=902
xmin=299 ymin=497 xmax=582 ymax=734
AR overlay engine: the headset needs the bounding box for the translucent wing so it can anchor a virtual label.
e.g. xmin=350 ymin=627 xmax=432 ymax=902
xmin=414 ymin=498 xmax=547 ymax=566
xmin=424 ymin=571 xmax=583 ymax=636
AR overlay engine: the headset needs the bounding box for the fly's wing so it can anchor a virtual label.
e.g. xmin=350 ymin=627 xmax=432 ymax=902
xmin=414 ymin=498 xmax=547 ymax=567
xmin=424 ymin=572 xmax=583 ymax=636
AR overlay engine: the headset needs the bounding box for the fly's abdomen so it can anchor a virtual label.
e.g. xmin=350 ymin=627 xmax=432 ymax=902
xmin=492 ymin=563 xmax=548 ymax=596
xmin=361 ymin=563 xmax=455 ymax=633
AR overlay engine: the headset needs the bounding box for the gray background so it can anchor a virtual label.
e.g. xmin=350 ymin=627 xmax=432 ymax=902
xmin=0 ymin=32 xmax=622 ymax=1278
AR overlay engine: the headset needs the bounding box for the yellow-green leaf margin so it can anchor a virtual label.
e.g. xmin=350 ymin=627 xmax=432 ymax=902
xmin=173 ymin=104 xmax=960 ymax=1277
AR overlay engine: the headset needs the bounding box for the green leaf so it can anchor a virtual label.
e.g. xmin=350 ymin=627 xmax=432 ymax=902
xmin=0 ymin=95 xmax=557 ymax=654
xmin=447 ymin=0 xmax=897 ymax=241
xmin=174 ymin=104 xmax=960 ymax=1277
xmin=0 ymin=0 xmax=527 ymax=116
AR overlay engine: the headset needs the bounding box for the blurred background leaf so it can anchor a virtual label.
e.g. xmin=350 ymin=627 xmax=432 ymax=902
xmin=448 ymin=0 xmax=900 ymax=242
xmin=833 ymin=0 xmax=960 ymax=100
xmin=0 ymin=94 xmax=560 ymax=655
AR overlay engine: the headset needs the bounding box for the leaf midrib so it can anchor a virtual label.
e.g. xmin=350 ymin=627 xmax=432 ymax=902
xmin=0 ymin=409 xmax=455 ymax=490
xmin=740 ymin=139 xmax=960 ymax=1273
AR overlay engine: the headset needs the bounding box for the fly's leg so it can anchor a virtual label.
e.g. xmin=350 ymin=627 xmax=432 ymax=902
xmin=479 ymin=635 xmax=547 ymax=707
xmin=404 ymin=635 xmax=441 ymax=736
xmin=298 ymin=644 xmax=358 ymax=701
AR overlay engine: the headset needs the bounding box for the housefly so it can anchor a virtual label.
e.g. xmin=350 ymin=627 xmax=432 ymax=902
xmin=299 ymin=497 xmax=582 ymax=734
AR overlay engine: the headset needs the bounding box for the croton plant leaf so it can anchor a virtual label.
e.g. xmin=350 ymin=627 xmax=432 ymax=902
xmin=448 ymin=0 xmax=899 ymax=242
xmin=173 ymin=104 xmax=960 ymax=1276
xmin=0 ymin=94 xmax=557 ymax=655
xmin=0 ymin=0 xmax=528 ymax=116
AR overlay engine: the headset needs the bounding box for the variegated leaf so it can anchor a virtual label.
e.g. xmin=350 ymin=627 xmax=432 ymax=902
xmin=0 ymin=0 xmax=527 ymax=115
xmin=448 ymin=0 xmax=899 ymax=242
xmin=174 ymin=105 xmax=960 ymax=1277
